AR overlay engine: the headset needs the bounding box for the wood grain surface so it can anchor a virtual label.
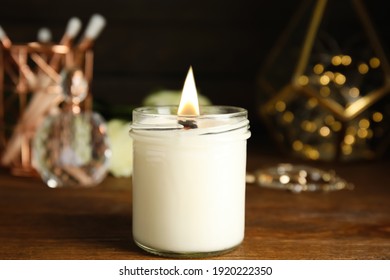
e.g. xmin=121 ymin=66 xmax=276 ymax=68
xmin=0 ymin=151 xmax=389 ymax=260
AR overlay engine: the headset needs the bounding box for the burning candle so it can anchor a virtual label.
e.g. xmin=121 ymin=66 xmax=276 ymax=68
xmin=129 ymin=67 xmax=251 ymax=258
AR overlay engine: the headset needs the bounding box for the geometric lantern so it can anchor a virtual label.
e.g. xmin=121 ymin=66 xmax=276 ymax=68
xmin=257 ymin=0 xmax=390 ymax=161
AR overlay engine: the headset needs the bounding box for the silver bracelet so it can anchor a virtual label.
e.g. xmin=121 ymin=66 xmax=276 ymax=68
xmin=246 ymin=163 xmax=355 ymax=193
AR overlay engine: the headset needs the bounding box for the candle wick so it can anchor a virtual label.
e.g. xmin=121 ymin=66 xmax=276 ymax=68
xmin=178 ymin=118 xmax=198 ymax=129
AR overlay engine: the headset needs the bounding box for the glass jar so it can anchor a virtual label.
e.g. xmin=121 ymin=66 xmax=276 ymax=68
xmin=129 ymin=106 xmax=250 ymax=258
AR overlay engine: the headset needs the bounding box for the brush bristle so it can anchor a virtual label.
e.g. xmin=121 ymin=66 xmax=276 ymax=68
xmin=0 ymin=25 xmax=7 ymax=39
xmin=84 ymin=14 xmax=106 ymax=40
xmin=38 ymin=27 xmax=52 ymax=43
xmin=65 ymin=17 xmax=82 ymax=38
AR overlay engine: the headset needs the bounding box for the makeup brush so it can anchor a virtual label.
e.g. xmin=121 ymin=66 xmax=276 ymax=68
xmin=49 ymin=17 xmax=82 ymax=70
xmin=73 ymin=14 xmax=106 ymax=110
xmin=76 ymin=13 xmax=106 ymax=52
xmin=37 ymin=27 xmax=52 ymax=44
xmin=60 ymin=17 xmax=82 ymax=45
xmin=35 ymin=27 xmax=52 ymax=76
xmin=0 ymin=25 xmax=12 ymax=49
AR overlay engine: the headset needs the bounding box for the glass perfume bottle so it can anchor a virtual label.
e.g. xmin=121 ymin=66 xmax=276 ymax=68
xmin=32 ymin=68 xmax=111 ymax=188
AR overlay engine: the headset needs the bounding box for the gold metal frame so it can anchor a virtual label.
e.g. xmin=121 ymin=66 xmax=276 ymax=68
xmin=258 ymin=0 xmax=390 ymax=161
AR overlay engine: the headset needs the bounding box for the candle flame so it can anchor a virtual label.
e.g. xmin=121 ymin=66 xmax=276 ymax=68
xmin=178 ymin=66 xmax=200 ymax=116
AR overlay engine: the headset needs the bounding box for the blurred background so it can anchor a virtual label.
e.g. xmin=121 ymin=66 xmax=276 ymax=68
xmin=1 ymin=0 xmax=389 ymax=154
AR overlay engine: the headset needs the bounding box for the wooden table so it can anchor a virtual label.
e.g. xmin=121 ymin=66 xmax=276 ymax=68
xmin=0 ymin=151 xmax=389 ymax=260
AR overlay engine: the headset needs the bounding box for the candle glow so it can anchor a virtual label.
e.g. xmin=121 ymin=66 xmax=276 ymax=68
xmin=177 ymin=66 xmax=200 ymax=116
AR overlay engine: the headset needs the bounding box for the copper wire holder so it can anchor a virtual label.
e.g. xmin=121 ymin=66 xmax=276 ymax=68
xmin=0 ymin=42 xmax=94 ymax=176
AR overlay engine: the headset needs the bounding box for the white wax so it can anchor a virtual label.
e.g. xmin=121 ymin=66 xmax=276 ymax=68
xmin=131 ymin=126 xmax=249 ymax=253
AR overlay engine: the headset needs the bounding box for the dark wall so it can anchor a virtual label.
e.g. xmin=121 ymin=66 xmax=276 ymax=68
xmin=1 ymin=0 xmax=389 ymax=147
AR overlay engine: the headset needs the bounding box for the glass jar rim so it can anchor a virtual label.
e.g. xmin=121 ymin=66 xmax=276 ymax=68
xmin=130 ymin=105 xmax=249 ymax=135
xmin=133 ymin=105 xmax=247 ymax=120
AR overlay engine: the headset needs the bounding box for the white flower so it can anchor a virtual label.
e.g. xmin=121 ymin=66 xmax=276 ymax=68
xmin=106 ymin=119 xmax=133 ymax=177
